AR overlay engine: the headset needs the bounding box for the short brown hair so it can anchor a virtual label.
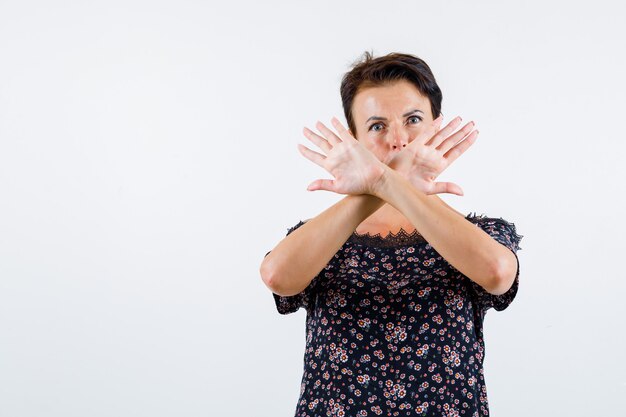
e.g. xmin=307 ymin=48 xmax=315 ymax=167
xmin=340 ymin=51 xmax=443 ymax=136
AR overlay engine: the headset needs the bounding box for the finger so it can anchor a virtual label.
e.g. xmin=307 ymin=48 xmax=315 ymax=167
xmin=315 ymin=120 xmax=342 ymax=146
xmin=297 ymin=143 xmax=327 ymax=168
xmin=407 ymin=115 xmax=444 ymax=148
xmin=433 ymin=114 xmax=444 ymax=130
xmin=425 ymin=116 xmax=463 ymax=148
xmin=437 ymin=121 xmax=476 ymax=154
xmin=331 ymin=117 xmax=358 ymax=143
xmin=434 ymin=116 xmax=445 ymax=135
xmin=307 ymin=178 xmax=337 ymax=192
xmin=442 ymin=130 xmax=479 ymax=165
xmin=303 ymin=126 xmax=332 ymax=154
xmin=431 ymin=181 xmax=464 ymax=196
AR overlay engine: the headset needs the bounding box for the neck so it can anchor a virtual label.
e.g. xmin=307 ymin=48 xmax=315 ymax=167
xmin=358 ymin=203 xmax=414 ymax=230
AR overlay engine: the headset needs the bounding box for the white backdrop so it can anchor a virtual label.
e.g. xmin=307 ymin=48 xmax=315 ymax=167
xmin=1 ymin=1 xmax=624 ymax=416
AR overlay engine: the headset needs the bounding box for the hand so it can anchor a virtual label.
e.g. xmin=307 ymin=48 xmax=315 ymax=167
xmin=385 ymin=115 xmax=479 ymax=196
xmin=297 ymin=117 xmax=388 ymax=195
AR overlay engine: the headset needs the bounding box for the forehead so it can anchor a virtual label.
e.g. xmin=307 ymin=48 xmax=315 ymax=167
xmin=352 ymin=79 xmax=430 ymax=118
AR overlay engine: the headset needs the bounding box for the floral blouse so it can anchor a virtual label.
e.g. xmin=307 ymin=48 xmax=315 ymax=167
xmin=268 ymin=213 xmax=523 ymax=417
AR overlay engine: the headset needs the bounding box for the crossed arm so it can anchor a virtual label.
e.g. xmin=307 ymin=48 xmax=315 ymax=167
xmin=260 ymin=114 xmax=518 ymax=296
xmin=261 ymin=173 xmax=517 ymax=298
xmin=371 ymin=166 xmax=518 ymax=296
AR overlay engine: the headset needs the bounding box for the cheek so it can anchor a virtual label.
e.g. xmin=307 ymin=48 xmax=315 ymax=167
xmin=410 ymin=124 xmax=429 ymax=139
xmin=362 ymin=141 xmax=384 ymax=157
xmin=368 ymin=139 xmax=386 ymax=151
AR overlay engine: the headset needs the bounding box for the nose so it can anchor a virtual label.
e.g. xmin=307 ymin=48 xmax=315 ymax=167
xmin=389 ymin=124 xmax=409 ymax=149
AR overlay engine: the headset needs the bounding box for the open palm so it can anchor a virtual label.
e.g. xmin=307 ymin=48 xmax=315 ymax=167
xmin=297 ymin=118 xmax=388 ymax=196
xmin=386 ymin=115 xmax=479 ymax=196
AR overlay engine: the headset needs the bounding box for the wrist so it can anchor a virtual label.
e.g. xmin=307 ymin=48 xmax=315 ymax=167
xmin=370 ymin=164 xmax=400 ymax=199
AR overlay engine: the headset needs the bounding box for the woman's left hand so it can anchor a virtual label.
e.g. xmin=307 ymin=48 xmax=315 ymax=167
xmin=298 ymin=117 xmax=389 ymax=196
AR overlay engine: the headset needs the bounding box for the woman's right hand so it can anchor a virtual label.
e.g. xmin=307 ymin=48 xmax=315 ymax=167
xmin=385 ymin=115 xmax=479 ymax=196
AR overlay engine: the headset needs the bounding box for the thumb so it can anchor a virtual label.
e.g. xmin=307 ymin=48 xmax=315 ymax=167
xmin=431 ymin=181 xmax=464 ymax=196
xmin=307 ymin=179 xmax=336 ymax=192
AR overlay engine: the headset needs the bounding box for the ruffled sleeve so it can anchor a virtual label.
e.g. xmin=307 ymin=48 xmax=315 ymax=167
xmin=265 ymin=220 xmax=340 ymax=315
xmin=466 ymin=213 xmax=524 ymax=313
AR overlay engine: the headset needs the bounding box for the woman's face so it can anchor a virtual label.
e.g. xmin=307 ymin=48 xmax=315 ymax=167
xmin=350 ymin=79 xmax=434 ymax=165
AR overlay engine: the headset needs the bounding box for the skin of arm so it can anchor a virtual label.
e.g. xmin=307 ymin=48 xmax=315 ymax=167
xmin=260 ymin=193 xmax=384 ymax=296
xmin=261 ymin=113 xmax=512 ymax=298
xmin=260 ymin=191 xmax=463 ymax=297
xmin=371 ymin=166 xmax=518 ymax=296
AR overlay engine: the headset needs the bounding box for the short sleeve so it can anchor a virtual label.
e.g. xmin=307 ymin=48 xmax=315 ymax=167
xmin=466 ymin=214 xmax=524 ymax=313
xmin=266 ymin=219 xmax=339 ymax=315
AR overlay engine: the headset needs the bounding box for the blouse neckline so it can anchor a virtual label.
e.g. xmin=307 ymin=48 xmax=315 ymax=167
xmin=347 ymin=212 xmax=481 ymax=248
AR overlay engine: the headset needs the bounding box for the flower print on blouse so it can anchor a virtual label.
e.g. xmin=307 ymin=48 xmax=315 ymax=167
xmin=267 ymin=212 xmax=523 ymax=417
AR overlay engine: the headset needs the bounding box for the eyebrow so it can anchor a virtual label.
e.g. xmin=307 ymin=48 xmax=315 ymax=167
xmin=366 ymin=109 xmax=424 ymax=124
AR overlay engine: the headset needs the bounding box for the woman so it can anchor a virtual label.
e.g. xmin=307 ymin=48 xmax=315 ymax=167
xmin=260 ymin=51 xmax=523 ymax=417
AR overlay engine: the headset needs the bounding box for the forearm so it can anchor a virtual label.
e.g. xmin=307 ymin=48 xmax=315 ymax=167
xmin=433 ymin=195 xmax=466 ymax=218
xmin=261 ymin=193 xmax=385 ymax=296
xmin=372 ymin=168 xmax=508 ymax=292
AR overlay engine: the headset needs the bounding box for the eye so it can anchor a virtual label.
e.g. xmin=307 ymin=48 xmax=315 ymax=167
xmin=407 ymin=115 xmax=422 ymax=124
xmin=368 ymin=123 xmax=384 ymax=132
